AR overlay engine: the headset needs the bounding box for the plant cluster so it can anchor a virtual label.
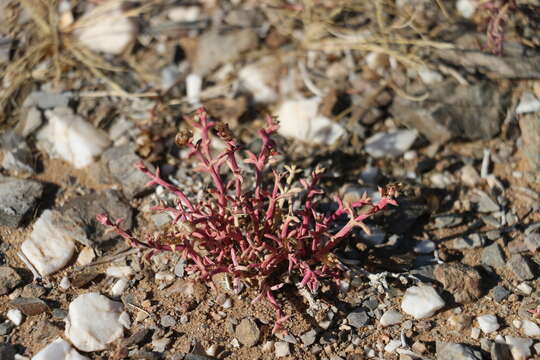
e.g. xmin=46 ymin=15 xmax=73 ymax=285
xmin=97 ymin=108 xmax=398 ymax=333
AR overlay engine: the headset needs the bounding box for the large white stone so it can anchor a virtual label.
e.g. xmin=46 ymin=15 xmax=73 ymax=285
xmin=21 ymin=210 xmax=76 ymax=277
xmin=401 ymin=285 xmax=445 ymax=319
xmin=39 ymin=107 xmax=110 ymax=169
xmin=74 ymin=2 xmax=136 ymax=55
xmin=505 ymin=336 xmax=532 ymax=360
xmin=522 ymin=319 xmax=540 ymax=337
xmin=32 ymin=338 xmax=89 ymax=360
xmin=365 ymin=129 xmax=418 ymax=158
xmin=277 ymin=97 xmax=345 ymax=146
xmin=65 ymin=293 xmax=126 ymax=352
xmin=477 ymin=314 xmax=499 ymax=334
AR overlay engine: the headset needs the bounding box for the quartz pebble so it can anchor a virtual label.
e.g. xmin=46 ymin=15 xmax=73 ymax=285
xmin=32 ymin=338 xmax=89 ymax=360
xmin=274 ymin=341 xmax=290 ymax=358
xmin=110 ymin=278 xmax=129 ymax=297
xmin=521 ymin=319 xmax=540 ymax=337
xmin=21 ymin=210 xmax=76 ymax=276
xmin=477 ymin=314 xmax=500 ymax=334
xmin=65 ymin=293 xmax=126 ymax=352
xmin=75 ymin=2 xmax=136 ymax=55
xmin=401 ymin=285 xmax=445 ymax=319
xmin=379 ymin=310 xmax=403 ymax=327
xmin=106 ymin=266 xmax=133 ymax=279
xmin=6 ymin=309 xmax=23 ymax=326
xmin=365 ymin=129 xmax=418 ymax=158
xmin=38 ymin=107 xmax=110 ymax=169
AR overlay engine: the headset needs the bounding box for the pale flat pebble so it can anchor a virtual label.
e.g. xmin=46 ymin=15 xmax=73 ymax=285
xmin=32 ymin=338 xmax=89 ymax=360
xmin=477 ymin=314 xmax=499 ymax=334
xmin=401 ymin=285 xmax=445 ymax=319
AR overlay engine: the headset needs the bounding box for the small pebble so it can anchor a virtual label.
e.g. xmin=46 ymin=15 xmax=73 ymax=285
xmin=6 ymin=309 xmax=23 ymax=326
xmin=477 ymin=314 xmax=499 ymax=334
xmin=274 ymin=341 xmax=290 ymax=358
xmin=471 ymin=327 xmax=481 ymax=339
xmin=401 ymin=285 xmax=445 ymax=319
xmin=384 ymin=339 xmax=402 ymax=352
xmin=379 ymin=310 xmax=403 ymax=327
xmin=521 ymin=319 xmax=540 ymax=337
xmin=59 ymin=276 xmax=70 ymax=290
xmin=517 ymin=282 xmax=533 ymax=295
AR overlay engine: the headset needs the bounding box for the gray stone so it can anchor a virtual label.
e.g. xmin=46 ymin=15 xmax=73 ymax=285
xmin=99 ymin=145 xmax=153 ymax=199
xmin=0 ymin=267 xmax=22 ymax=295
xmin=0 ymin=176 xmax=43 ymax=227
xmin=0 ymin=322 xmax=14 ymax=336
xmin=491 ymin=342 xmax=512 ymax=360
xmin=525 ymin=233 xmax=540 ymax=252
xmin=0 ymin=343 xmax=16 ymax=360
xmin=364 ymin=130 xmax=418 ymax=158
xmin=160 ymin=315 xmax=176 ymax=328
xmin=300 ymin=329 xmax=317 ymax=346
xmin=59 ymin=190 xmax=133 ymax=246
xmin=29 ymin=90 xmax=71 ymax=109
xmin=235 ymin=318 xmax=260 ymax=347
xmin=434 ymin=214 xmax=463 ymax=228
xmin=481 ymin=242 xmax=506 ymax=268
xmin=15 ymin=106 xmax=43 ymax=137
xmin=436 ymin=342 xmax=482 ymax=360
xmin=10 ymin=297 xmax=49 ymax=316
xmin=519 ymin=113 xmax=540 ymax=170
xmin=0 ymin=37 xmax=12 ymax=64
xmin=452 ymin=233 xmax=485 ymax=249
xmin=2 ymin=142 xmax=34 ymax=174
xmin=347 ymin=308 xmax=370 ymax=328
xmin=491 ymin=286 xmax=510 ymax=302
xmin=391 ymin=80 xmax=508 ymax=143
xmin=472 ymin=190 xmax=500 ymax=213
xmin=507 ymin=254 xmax=535 ymax=280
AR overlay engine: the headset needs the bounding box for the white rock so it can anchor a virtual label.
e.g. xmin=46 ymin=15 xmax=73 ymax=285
xmin=505 ymin=336 xmax=532 ymax=360
xmin=21 ymin=210 xmax=76 ymax=276
xmin=277 ymin=97 xmax=345 ymax=146
xmin=74 ymin=2 xmax=136 ymax=55
xmin=59 ymin=276 xmax=71 ymax=290
xmin=106 ymin=265 xmax=133 ymax=278
xmin=274 ymin=341 xmax=290 ymax=358
xmin=513 ymin=320 xmax=522 ymax=329
xmin=521 ymin=320 xmax=540 ymax=337
xmin=380 ymin=310 xmax=403 ymax=327
xmin=76 ymin=247 xmax=95 ymax=266
xmin=401 ymin=285 xmax=445 ymax=319
xmin=471 ymin=327 xmax=481 ymax=339
xmin=186 ymin=73 xmax=202 ymax=105
xmin=110 ymin=278 xmax=129 ymax=297
xmin=32 ymin=338 xmax=89 ymax=360
xmin=457 ymin=0 xmax=477 ymax=18
xmin=65 ymin=293 xmax=125 ymax=352
xmin=7 ymin=309 xmax=23 ymax=326
xmin=516 ymin=92 xmax=540 ymax=114
xmin=384 ymin=339 xmax=402 ymax=353
xmin=38 ymin=107 xmax=110 ymax=169
xmin=414 ymin=240 xmax=435 ymax=254
xmin=365 ymin=130 xmax=418 ymax=158
xmin=477 ymin=314 xmax=500 ymax=334
xmin=418 ymin=66 xmax=443 ymax=84
xmin=517 ymin=282 xmax=533 ymax=295
xmin=238 ymin=57 xmax=279 ymax=104
xmin=167 ymin=6 xmax=200 ymax=22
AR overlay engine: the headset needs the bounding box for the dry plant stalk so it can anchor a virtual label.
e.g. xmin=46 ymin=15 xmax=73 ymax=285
xmin=98 ymin=108 xmax=398 ymax=333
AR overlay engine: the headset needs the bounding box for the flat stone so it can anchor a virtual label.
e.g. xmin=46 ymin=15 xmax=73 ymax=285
xmin=477 ymin=314 xmax=499 ymax=333
xmin=274 ymin=341 xmax=290 ymax=358
xmin=10 ymin=297 xmax=49 ymax=316
xmin=524 ymin=233 xmax=540 ymax=252
xmin=505 ymin=336 xmax=532 ymax=360
xmin=391 ymin=80 xmax=508 ymax=143
xmin=471 ymin=190 xmax=500 ymax=213
xmin=37 ymin=107 xmax=111 ymax=169
xmin=65 ymin=293 xmax=125 ymax=352
xmin=0 ymin=267 xmax=22 ymax=295
xmin=507 ymin=254 xmax=535 ymax=280
xmin=20 ymin=210 xmax=76 ymax=276
xmin=379 ymin=310 xmax=403 ymax=327
xmin=32 ymin=337 xmax=89 ymax=360
xmin=521 ymin=319 xmax=540 ymax=337
xmin=2 ymin=143 xmax=35 ymax=174
xmin=401 ymin=285 xmax=445 ymax=319
xmin=434 ymin=214 xmax=463 ymax=228
xmin=435 ymin=342 xmax=482 ymax=360
xmin=59 ymin=190 xmax=133 ymax=246
xmin=481 ymin=242 xmax=506 ymax=268
xmin=434 ymin=263 xmax=482 ymax=303
xmin=365 ymin=129 xmax=418 ymax=158
xmin=99 ymin=145 xmax=153 ymax=199
xmin=28 ymin=91 xmax=71 ymax=109
xmin=235 ymin=318 xmax=260 ymax=347
xmin=300 ymin=329 xmax=317 ymax=346
xmin=0 ymin=176 xmax=43 ymax=227
xmin=491 ymin=286 xmax=510 ymax=302
xmin=15 ymin=106 xmax=43 ymax=138
xmin=451 ymin=233 xmax=485 ymax=249
xmin=347 ymin=308 xmax=370 ymax=328
xmin=160 ymin=315 xmax=176 ymax=328
xmin=519 ymin=113 xmax=540 ymax=170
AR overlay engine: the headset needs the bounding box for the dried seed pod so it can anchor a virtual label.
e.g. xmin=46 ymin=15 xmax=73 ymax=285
xmin=175 ymin=129 xmax=193 ymax=147
xmin=215 ymin=122 xmax=234 ymax=142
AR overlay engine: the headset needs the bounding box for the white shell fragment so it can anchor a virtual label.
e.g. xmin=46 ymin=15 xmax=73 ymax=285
xmin=65 ymin=293 xmax=125 ymax=352
xmin=39 ymin=107 xmax=110 ymax=169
